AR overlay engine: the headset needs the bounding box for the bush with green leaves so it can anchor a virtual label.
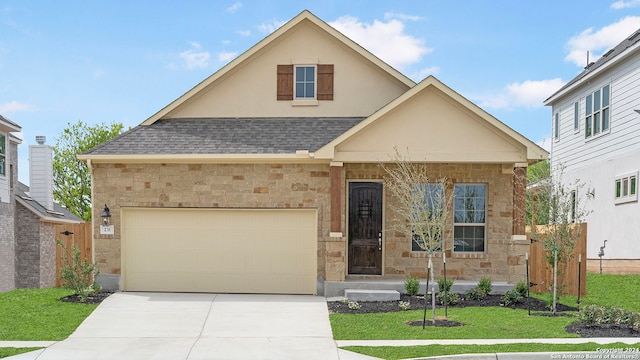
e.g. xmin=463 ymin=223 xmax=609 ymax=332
xmin=437 ymin=291 xmax=459 ymax=305
xmin=579 ymin=304 xmax=640 ymax=328
xmin=438 ymin=278 xmax=453 ymax=293
xmin=404 ymin=275 xmax=420 ymax=296
xmin=465 ymin=277 xmax=493 ymax=301
xmin=436 ymin=278 xmax=458 ymax=305
xmin=478 ymin=276 xmax=493 ymax=294
xmin=57 ymin=239 xmax=100 ymax=301
xmin=502 ymin=281 xmax=529 ymax=306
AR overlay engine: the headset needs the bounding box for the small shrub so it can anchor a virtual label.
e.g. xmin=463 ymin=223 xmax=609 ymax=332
xmin=578 ymin=305 xmax=640 ymax=328
xmin=514 ymin=281 xmax=528 ymax=297
xmin=404 ymin=275 xmax=420 ymax=296
xmin=398 ymin=301 xmax=411 ymax=311
xmin=478 ymin=276 xmax=493 ymax=294
xmin=57 ymin=239 xmax=100 ymax=302
xmin=465 ymin=287 xmax=486 ymax=301
xmin=437 ymin=291 xmax=459 ymax=306
xmin=339 ymin=297 xmax=350 ymax=304
xmin=502 ymin=288 xmax=523 ymax=306
xmin=347 ymin=301 xmax=361 ymax=310
xmin=438 ymin=278 xmax=453 ymax=293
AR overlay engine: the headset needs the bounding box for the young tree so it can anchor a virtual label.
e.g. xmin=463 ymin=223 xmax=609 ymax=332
xmin=532 ymin=164 xmax=590 ymax=313
xmin=380 ymin=148 xmax=451 ymax=323
xmin=53 ymin=121 xmax=125 ymax=221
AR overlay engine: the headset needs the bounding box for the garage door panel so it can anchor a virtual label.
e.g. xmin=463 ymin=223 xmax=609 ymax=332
xmin=122 ymin=208 xmax=317 ymax=294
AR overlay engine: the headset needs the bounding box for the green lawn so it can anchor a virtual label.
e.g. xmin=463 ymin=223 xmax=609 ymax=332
xmin=0 ymin=288 xmax=98 ymax=341
xmin=333 ymin=273 xmax=640 ymax=359
xmin=343 ymin=342 xmax=640 ymax=360
xmin=0 ymin=348 xmax=42 ymax=359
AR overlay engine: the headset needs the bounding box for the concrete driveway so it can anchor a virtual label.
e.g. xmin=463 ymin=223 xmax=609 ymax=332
xmin=11 ymin=292 xmax=374 ymax=360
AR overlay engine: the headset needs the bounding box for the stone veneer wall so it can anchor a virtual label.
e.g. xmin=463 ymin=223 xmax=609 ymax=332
xmin=15 ymin=204 xmax=41 ymax=288
xmin=91 ymin=163 xmax=334 ymax=282
xmin=39 ymin=223 xmax=56 ymax=288
xmin=345 ymin=163 xmax=527 ymax=283
xmin=0 ymin=202 xmax=15 ymax=292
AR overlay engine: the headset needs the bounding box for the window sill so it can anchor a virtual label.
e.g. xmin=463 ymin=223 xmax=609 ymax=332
xmin=292 ymin=99 xmax=318 ymax=107
xmin=585 ymin=129 xmax=611 ymax=142
xmin=615 ymin=196 xmax=638 ymax=205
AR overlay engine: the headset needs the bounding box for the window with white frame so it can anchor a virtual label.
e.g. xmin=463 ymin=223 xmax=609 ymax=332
xmin=0 ymin=134 xmax=5 ymax=176
xmin=574 ymin=101 xmax=579 ymax=131
xmin=615 ymin=172 xmax=638 ymax=204
xmin=453 ymin=184 xmax=486 ymax=252
xmin=554 ymin=113 xmax=559 ymax=140
xmin=294 ymin=65 xmax=315 ymax=99
xmin=585 ymin=84 xmax=610 ymax=138
xmin=411 ymin=183 xmax=445 ymax=252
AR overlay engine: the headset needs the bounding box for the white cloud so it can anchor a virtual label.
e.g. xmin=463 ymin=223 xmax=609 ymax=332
xmin=611 ymin=0 xmax=640 ymax=9
xmin=537 ymin=137 xmax=552 ymax=152
xmin=179 ymin=42 xmax=210 ymax=69
xmin=479 ymin=78 xmax=566 ymax=110
xmin=411 ymin=66 xmax=440 ymax=81
xmin=226 ymin=2 xmax=242 ymax=13
xmin=329 ymin=15 xmax=432 ymax=69
xmin=0 ymin=100 xmax=35 ymax=113
xmin=258 ymin=19 xmax=286 ymax=34
xmin=383 ymin=11 xmax=422 ymax=22
xmin=237 ymin=29 xmax=251 ymax=36
xmin=565 ymin=16 xmax=640 ymax=66
xmin=218 ymin=51 xmax=238 ymax=63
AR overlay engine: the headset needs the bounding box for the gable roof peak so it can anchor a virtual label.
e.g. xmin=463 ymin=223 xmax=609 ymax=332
xmin=141 ymin=10 xmax=415 ymax=126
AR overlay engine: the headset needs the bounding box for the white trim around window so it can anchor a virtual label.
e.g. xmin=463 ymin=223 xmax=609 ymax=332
xmin=615 ymin=172 xmax=638 ymax=205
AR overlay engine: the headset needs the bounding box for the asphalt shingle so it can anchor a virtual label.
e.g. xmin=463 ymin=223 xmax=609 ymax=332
xmin=83 ymin=117 xmax=365 ymax=155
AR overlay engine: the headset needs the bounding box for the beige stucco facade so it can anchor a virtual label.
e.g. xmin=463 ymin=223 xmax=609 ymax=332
xmin=82 ymin=10 xmax=545 ymax=294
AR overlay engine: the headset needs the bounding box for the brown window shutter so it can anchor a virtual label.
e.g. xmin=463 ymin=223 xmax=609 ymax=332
xmin=277 ymin=65 xmax=293 ymax=100
xmin=317 ymin=64 xmax=334 ymax=100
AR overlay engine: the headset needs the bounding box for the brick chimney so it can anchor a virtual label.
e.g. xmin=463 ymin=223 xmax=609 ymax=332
xmin=29 ymin=136 xmax=54 ymax=211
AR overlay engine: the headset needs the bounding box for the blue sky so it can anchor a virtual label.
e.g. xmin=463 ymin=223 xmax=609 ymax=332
xmin=2 ymin=1 xmax=640 ymax=184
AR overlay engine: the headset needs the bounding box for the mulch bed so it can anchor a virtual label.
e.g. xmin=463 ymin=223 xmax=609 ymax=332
xmin=59 ymin=292 xmax=114 ymax=305
xmin=328 ymin=293 xmax=640 ymax=337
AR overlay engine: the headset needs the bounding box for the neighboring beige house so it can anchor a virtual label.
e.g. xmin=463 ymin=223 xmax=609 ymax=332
xmin=0 ymin=115 xmax=82 ymax=292
xmin=80 ymin=10 xmax=547 ymax=295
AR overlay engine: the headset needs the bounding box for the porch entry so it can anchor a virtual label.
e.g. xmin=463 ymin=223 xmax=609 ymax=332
xmin=348 ymin=182 xmax=383 ymax=275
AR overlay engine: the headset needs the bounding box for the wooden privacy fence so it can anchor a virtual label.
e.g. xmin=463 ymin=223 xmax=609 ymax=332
xmin=54 ymin=222 xmax=92 ymax=288
xmin=527 ymin=223 xmax=587 ymax=297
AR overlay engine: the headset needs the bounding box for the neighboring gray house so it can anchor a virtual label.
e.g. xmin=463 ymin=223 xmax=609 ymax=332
xmin=544 ymin=28 xmax=640 ymax=274
xmin=0 ymin=114 xmax=82 ymax=292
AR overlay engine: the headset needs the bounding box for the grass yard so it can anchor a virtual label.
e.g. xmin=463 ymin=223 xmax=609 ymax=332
xmin=343 ymin=342 xmax=640 ymax=360
xmin=331 ymin=306 xmax=578 ymax=340
xmin=0 ymin=348 xmax=42 ymax=359
xmin=333 ymin=273 xmax=640 ymax=359
xmin=0 ymin=288 xmax=98 ymax=341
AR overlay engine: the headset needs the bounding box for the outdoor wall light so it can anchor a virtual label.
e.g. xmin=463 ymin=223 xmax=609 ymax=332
xmin=101 ymin=204 xmax=111 ymax=226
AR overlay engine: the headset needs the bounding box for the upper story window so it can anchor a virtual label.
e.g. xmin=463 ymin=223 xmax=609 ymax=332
xmin=554 ymin=113 xmax=559 ymax=140
xmin=574 ymin=101 xmax=579 ymax=131
xmin=585 ymin=84 xmax=610 ymax=138
xmin=295 ymin=66 xmax=315 ymax=99
xmin=277 ymin=64 xmax=334 ymax=102
xmin=615 ymin=172 xmax=637 ymax=205
xmin=453 ymin=184 xmax=486 ymax=252
xmin=0 ymin=134 xmax=5 ymax=176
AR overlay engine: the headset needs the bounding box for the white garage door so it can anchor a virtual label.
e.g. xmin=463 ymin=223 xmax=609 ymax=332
xmin=121 ymin=208 xmax=317 ymax=294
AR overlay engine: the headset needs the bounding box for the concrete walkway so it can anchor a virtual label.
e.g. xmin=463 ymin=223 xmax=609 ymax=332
xmin=2 ymin=292 xmax=372 ymax=360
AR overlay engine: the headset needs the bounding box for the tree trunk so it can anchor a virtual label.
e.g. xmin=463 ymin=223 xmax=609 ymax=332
xmin=552 ymin=248 xmax=558 ymax=314
xmin=430 ymin=254 xmax=436 ymax=324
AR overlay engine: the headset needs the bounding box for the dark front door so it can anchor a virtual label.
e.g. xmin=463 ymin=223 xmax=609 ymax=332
xmin=348 ymin=182 xmax=383 ymax=275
